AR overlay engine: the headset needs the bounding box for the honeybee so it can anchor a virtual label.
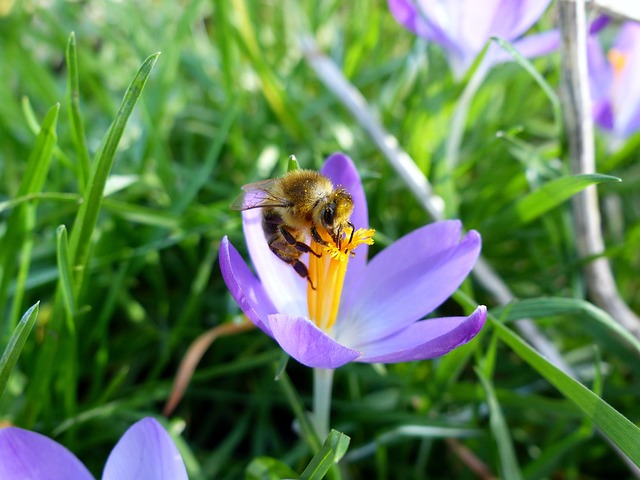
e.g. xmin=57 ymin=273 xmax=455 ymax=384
xmin=231 ymin=169 xmax=355 ymax=288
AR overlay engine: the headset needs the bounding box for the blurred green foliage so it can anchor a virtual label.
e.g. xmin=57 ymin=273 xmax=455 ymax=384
xmin=1 ymin=0 xmax=639 ymax=478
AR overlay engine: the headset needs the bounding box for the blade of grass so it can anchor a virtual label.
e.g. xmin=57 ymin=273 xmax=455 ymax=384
xmin=299 ymin=430 xmax=350 ymax=480
xmin=68 ymin=52 xmax=160 ymax=293
xmin=0 ymin=303 xmax=39 ymax=401
xmin=56 ymin=225 xmax=76 ymax=334
xmin=484 ymin=173 xmax=620 ymax=230
xmin=491 ymin=317 xmax=640 ymax=466
xmin=66 ymin=32 xmax=91 ymax=192
xmin=492 ymin=36 xmax=563 ymax=138
xmin=0 ymin=104 xmax=59 ymax=338
xmin=492 ymin=297 xmax=640 ymax=357
xmin=476 ymin=368 xmax=523 ymax=480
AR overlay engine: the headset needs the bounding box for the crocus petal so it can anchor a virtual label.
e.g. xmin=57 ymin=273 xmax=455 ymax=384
xmin=495 ymin=0 xmax=552 ymax=42
xmin=593 ymin=101 xmax=614 ymax=131
xmin=612 ymin=22 xmax=640 ymax=136
xmin=0 ymin=427 xmax=93 ymax=480
xmin=357 ymin=306 xmax=486 ymax=363
xmin=589 ymin=15 xmax=610 ymax=35
xmin=506 ymin=30 xmax=560 ymax=62
xmin=586 ymin=34 xmax=612 ymax=103
xmin=219 ymin=236 xmax=275 ymax=335
xmin=102 ymin=418 xmax=187 ymax=480
xmin=389 ymin=0 xmax=553 ymax=78
xmin=321 ymin=152 xmax=369 ymax=284
xmin=387 ymin=0 xmax=457 ymax=49
xmin=338 ymin=221 xmax=481 ymax=345
xmin=243 ymin=208 xmax=308 ymax=317
xmin=268 ymin=314 xmax=361 ymax=368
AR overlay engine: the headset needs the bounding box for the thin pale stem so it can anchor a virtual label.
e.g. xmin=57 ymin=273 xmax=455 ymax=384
xmin=313 ymin=367 xmax=334 ymax=441
xmin=558 ymin=0 xmax=640 ymax=340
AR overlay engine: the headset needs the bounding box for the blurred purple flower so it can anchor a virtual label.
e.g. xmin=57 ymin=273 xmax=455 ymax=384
xmin=387 ymin=0 xmax=559 ymax=78
xmin=220 ymin=153 xmax=486 ymax=369
xmin=0 ymin=417 xmax=187 ymax=480
xmin=588 ymin=20 xmax=640 ymax=139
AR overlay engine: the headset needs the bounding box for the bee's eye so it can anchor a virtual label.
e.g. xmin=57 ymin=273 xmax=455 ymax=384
xmin=322 ymin=204 xmax=336 ymax=226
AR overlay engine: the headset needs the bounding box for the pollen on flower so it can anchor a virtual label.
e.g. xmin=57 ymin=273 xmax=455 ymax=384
xmin=324 ymin=228 xmax=376 ymax=262
xmin=307 ymin=227 xmax=375 ymax=332
xmin=608 ymin=48 xmax=627 ymax=77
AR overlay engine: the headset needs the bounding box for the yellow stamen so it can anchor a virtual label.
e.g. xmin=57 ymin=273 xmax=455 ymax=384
xmin=307 ymin=227 xmax=375 ymax=332
xmin=608 ymin=48 xmax=627 ymax=77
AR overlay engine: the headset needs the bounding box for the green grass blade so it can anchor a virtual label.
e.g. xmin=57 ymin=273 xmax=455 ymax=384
xmin=492 ymin=297 xmax=640 ymax=357
xmin=299 ymin=429 xmax=351 ymax=480
xmin=66 ymin=32 xmax=91 ymax=191
xmin=486 ymin=173 xmax=620 ymax=229
xmin=56 ymin=225 xmax=76 ymax=334
xmin=475 ymin=368 xmax=523 ymax=480
xmin=68 ymin=52 xmax=160 ymax=290
xmin=245 ymin=457 xmax=298 ymax=480
xmin=17 ymin=103 xmax=60 ymax=196
xmin=490 ymin=317 xmax=640 ymax=466
xmin=0 ymin=104 xmax=58 ymax=337
xmin=0 ymin=302 xmax=39 ymax=400
xmin=276 ymin=368 xmax=321 ymax=451
xmin=492 ymin=36 xmax=563 ymax=137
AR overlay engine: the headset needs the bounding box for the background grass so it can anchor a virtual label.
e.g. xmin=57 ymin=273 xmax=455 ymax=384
xmin=1 ymin=0 xmax=639 ymax=478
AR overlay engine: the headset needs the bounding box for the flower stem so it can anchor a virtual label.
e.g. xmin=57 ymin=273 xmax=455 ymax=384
xmin=312 ymin=367 xmax=334 ymax=440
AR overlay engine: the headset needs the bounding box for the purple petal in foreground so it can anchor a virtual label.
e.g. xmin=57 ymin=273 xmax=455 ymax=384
xmin=357 ymin=306 xmax=487 ymax=363
xmin=102 ymin=418 xmax=187 ymax=480
xmin=243 ymin=208 xmax=308 ymax=317
xmin=219 ymin=236 xmax=275 ymax=335
xmin=340 ymin=222 xmax=481 ymax=345
xmin=0 ymin=427 xmax=93 ymax=480
xmin=268 ymin=314 xmax=361 ymax=368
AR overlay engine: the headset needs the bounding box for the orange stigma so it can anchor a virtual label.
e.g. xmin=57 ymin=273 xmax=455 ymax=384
xmin=307 ymin=227 xmax=375 ymax=332
xmin=608 ymin=48 xmax=627 ymax=77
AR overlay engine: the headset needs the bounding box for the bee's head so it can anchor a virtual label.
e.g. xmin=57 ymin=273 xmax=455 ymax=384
xmin=319 ymin=189 xmax=354 ymax=242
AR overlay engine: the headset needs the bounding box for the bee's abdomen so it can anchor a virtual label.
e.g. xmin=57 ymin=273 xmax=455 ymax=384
xmin=262 ymin=208 xmax=283 ymax=238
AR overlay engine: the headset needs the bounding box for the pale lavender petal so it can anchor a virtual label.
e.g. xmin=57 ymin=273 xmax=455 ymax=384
xmin=594 ymin=101 xmax=614 ymax=131
xmin=388 ymin=0 xmax=450 ymax=46
xmin=456 ymin=0 xmax=505 ymax=53
xmin=496 ymin=0 xmax=552 ymax=41
xmin=243 ymin=208 xmax=308 ymax=317
xmin=0 ymin=427 xmax=93 ymax=480
xmin=219 ymin=236 xmax=275 ymax=335
xmin=268 ymin=314 xmax=361 ymax=368
xmin=617 ymin=103 xmax=640 ymax=138
xmin=338 ymin=222 xmax=481 ymax=345
xmin=357 ymin=306 xmax=486 ymax=363
xmin=612 ymin=22 xmax=640 ymax=137
xmin=321 ymin=152 xmax=369 ymax=285
xmin=506 ymin=30 xmax=560 ymax=60
xmin=388 ymin=0 xmax=462 ymax=54
xmin=102 ymin=418 xmax=187 ymax=480
xmin=587 ymin=35 xmax=611 ymax=100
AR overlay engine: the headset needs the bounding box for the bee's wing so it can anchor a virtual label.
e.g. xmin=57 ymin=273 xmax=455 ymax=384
xmin=230 ymin=179 xmax=290 ymax=211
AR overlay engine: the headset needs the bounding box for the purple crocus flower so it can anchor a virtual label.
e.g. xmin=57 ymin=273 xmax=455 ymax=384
xmin=220 ymin=153 xmax=486 ymax=369
xmin=588 ymin=20 xmax=640 ymax=139
xmin=0 ymin=417 xmax=188 ymax=479
xmin=387 ymin=0 xmax=559 ymax=78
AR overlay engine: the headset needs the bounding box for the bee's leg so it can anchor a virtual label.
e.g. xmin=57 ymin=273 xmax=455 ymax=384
xmin=347 ymin=222 xmax=355 ymax=244
xmin=268 ymin=243 xmax=316 ymax=290
xmin=310 ymin=226 xmax=329 ymax=246
xmin=279 ymin=226 xmax=322 ymax=258
xmin=292 ymin=261 xmax=316 ymax=290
